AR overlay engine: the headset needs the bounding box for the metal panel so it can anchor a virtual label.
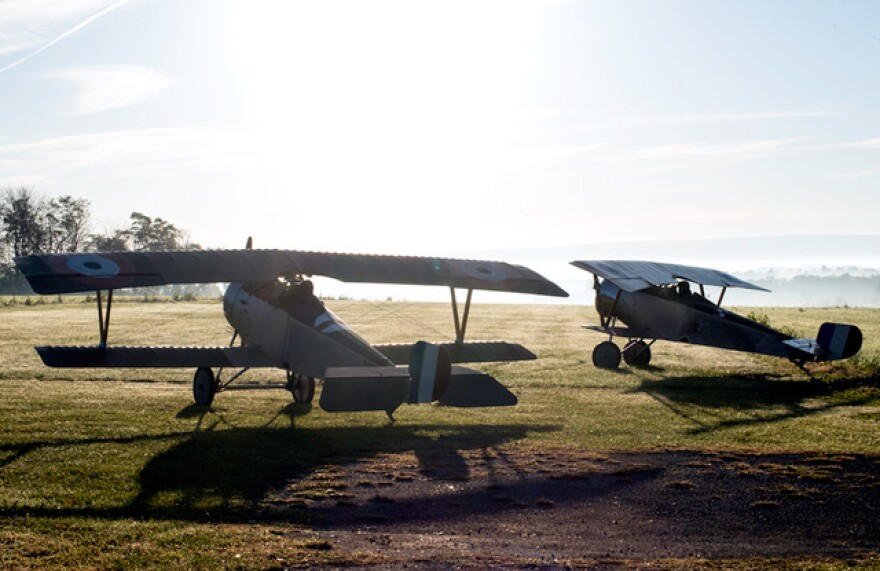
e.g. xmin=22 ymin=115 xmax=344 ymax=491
xmin=571 ymin=260 xmax=770 ymax=292
xmin=16 ymin=249 xmax=569 ymax=297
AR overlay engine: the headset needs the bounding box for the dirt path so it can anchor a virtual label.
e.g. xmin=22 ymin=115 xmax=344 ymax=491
xmin=281 ymin=448 xmax=880 ymax=568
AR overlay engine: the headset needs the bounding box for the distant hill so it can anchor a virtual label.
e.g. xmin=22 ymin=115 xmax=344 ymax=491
xmin=469 ymin=235 xmax=880 ymax=307
xmin=723 ymin=270 xmax=880 ymax=307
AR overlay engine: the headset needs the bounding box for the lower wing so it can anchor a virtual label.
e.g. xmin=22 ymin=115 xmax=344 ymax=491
xmin=35 ymin=346 xmax=275 ymax=368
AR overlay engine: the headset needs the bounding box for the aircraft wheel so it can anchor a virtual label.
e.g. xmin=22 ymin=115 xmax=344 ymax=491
xmin=592 ymin=341 xmax=621 ymax=369
xmin=193 ymin=367 xmax=216 ymax=406
xmin=623 ymin=340 xmax=651 ymax=368
xmin=288 ymin=371 xmax=316 ymax=403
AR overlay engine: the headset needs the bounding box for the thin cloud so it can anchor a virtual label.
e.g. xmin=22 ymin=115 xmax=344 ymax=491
xmin=633 ymin=109 xmax=846 ymax=125
xmin=832 ymin=167 xmax=880 ymax=180
xmin=565 ymin=138 xmax=802 ymax=166
xmin=0 ymin=127 xmax=261 ymax=184
xmin=45 ymin=65 xmax=173 ymax=115
xmin=0 ymin=0 xmax=131 ymax=74
xmin=849 ymin=138 xmax=880 ymax=149
xmin=799 ymin=138 xmax=880 ymax=151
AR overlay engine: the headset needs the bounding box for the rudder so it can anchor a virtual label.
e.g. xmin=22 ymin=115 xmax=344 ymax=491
xmin=816 ymin=322 xmax=862 ymax=360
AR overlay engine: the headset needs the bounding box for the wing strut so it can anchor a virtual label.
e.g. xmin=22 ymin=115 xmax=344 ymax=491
xmin=449 ymin=287 xmax=474 ymax=344
xmin=599 ymin=288 xmax=622 ymax=330
xmin=96 ymin=289 xmax=114 ymax=348
xmin=717 ymin=287 xmax=727 ymax=307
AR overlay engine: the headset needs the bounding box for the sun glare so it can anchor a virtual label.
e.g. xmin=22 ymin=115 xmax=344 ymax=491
xmin=223 ymin=0 xmax=540 ymax=230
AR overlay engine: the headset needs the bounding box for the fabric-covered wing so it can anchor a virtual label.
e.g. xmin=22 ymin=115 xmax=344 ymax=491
xmin=570 ymin=260 xmax=769 ymax=293
xmin=35 ymin=346 xmax=276 ymax=368
xmin=16 ymin=250 xmax=568 ymax=297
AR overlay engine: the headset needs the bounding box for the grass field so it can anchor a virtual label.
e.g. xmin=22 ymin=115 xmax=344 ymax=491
xmin=1 ymin=298 xmax=878 ymax=568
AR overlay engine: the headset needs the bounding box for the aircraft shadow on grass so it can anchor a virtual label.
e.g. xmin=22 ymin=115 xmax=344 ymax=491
xmin=0 ymin=403 xmax=560 ymax=523
xmin=631 ymin=373 xmax=878 ymax=435
xmin=130 ymin=406 xmax=561 ymax=520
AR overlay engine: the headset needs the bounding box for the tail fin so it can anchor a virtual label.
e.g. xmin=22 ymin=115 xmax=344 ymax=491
xmin=816 ymin=322 xmax=862 ymax=360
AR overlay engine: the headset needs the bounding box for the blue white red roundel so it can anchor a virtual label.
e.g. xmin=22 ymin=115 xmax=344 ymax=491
xmin=65 ymin=254 xmax=121 ymax=277
xmin=455 ymin=260 xmax=508 ymax=282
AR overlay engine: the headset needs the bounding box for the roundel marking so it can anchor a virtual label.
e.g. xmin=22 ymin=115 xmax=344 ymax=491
xmin=66 ymin=254 xmax=121 ymax=277
xmin=457 ymin=260 xmax=507 ymax=282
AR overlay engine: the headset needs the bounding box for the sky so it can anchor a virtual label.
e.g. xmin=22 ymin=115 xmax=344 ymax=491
xmin=1 ymin=0 xmax=879 ymax=303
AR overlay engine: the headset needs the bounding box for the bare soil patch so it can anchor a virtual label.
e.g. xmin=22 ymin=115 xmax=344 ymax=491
xmin=283 ymin=448 xmax=880 ymax=568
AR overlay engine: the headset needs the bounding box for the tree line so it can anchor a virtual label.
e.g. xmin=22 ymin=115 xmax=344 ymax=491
xmin=0 ymin=186 xmax=200 ymax=294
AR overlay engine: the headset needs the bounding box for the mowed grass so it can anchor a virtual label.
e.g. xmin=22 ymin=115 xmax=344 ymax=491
xmin=1 ymin=298 xmax=879 ymax=568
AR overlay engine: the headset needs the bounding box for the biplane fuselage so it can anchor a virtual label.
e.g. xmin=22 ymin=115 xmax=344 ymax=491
xmin=223 ymin=280 xmax=392 ymax=379
xmin=597 ymin=279 xmax=802 ymax=360
xmin=15 ymin=248 xmax=568 ymax=413
xmin=574 ymin=260 xmax=862 ymax=369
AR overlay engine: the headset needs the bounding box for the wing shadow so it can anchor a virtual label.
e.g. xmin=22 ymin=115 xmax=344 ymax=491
xmin=0 ymin=404 xmax=558 ymax=523
xmin=128 ymin=417 xmax=555 ymax=520
xmin=631 ymin=373 xmax=878 ymax=435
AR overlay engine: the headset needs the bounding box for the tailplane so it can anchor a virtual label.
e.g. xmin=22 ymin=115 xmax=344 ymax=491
xmin=319 ymin=342 xmax=517 ymax=416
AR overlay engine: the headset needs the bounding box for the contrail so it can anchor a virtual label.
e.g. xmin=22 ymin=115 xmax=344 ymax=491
xmin=0 ymin=0 xmax=132 ymax=74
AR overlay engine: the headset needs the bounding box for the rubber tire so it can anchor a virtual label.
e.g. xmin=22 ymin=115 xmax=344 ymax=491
xmin=289 ymin=373 xmax=316 ymax=404
xmin=592 ymin=341 xmax=621 ymax=369
xmin=193 ymin=367 xmax=216 ymax=406
xmin=623 ymin=340 xmax=652 ymax=368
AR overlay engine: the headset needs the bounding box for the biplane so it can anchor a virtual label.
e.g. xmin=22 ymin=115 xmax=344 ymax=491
xmin=571 ymin=260 xmax=862 ymax=369
xmin=14 ymin=246 xmax=568 ymax=417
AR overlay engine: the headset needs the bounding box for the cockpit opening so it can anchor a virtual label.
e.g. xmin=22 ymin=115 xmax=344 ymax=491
xmin=274 ymin=277 xmax=316 ymax=309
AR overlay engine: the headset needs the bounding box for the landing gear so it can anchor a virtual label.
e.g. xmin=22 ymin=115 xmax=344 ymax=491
xmin=592 ymin=341 xmax=621 ymax=369
xmin=623 ymin=340 xmax=652 ymax=368
xmin=287 ymin=371 xmax=315 ymax=403
xmin=193 ymin=367 xmax=217 ymax=406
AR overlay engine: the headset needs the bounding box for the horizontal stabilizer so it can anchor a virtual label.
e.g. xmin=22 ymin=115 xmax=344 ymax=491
xmin=319 ymin=365 xmax=517 ymax=413
xmin=34 ymin=346 xmax=275 ymax=368
xmin=438 ymin=367 xmax=518 ymax=408
xmin=320 ymin=366 xmax=410 ymax=413
xmin=374 ymin=341 xmax=536 ymax=364
xmin=782 ymin=338 xmax=821 ymax=355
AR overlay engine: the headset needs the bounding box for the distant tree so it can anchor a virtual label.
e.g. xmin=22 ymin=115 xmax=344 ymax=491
xmin=87 ymin=212 xmax=200 ymax=252
xmin=128 ymin=212 xmax=185 ymax=251
xmin=0 ymin=186 xmax=48 ymax=257
xmin=0 ymin=187 xmax=91 ymax=293
xmin=45 ymin=195 xmax=91 ymax=253
xmin=0 ymin=187 xmax=92 ymax=257
xmin=0 ymin=190 xmax=204 ymax=293
xmin=88 ymin=229 xmax=130 ymax=252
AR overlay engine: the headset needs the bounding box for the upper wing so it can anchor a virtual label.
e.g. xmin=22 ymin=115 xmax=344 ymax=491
xmin=15 ymin=250 xmax=568 ymax=297
xmin=570 ymin=260 xmax=769 ymax=293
